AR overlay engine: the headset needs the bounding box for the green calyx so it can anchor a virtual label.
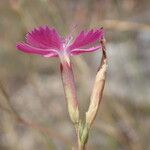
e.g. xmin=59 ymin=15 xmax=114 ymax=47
xmin=79 ymin=122 xmax=89 ymax=146
xmin=68 ymin=102 xmax=79 ymax=124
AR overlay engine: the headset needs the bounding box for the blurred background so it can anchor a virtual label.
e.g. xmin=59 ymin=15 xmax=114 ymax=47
xmin=0 ymin=0 xmax=150 ymax=149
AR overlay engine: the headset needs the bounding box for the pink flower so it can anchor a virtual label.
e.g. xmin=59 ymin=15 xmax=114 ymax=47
xmin=16 ymin=26 xmax=104 ymax=58
xmin=16 ymin=26 xmax=105 ymax=124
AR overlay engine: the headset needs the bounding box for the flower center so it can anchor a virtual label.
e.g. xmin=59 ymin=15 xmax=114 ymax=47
xmin=63 ymin=36 xmax=73 ymax=49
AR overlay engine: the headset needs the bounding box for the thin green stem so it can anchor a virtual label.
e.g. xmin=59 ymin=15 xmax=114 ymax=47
xmin=78 ymin=141 xmax=86 ymax=150
xmin=75 ymin=122 xmax=89 ymax=150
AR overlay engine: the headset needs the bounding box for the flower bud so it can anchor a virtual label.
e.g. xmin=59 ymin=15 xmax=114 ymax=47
xmin=86 ymin=39 xmax=107 ymax=127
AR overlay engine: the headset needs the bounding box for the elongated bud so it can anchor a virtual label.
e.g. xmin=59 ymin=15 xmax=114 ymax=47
xmin=60 ymin=53 xmax=79 ymax=124
xmin=86 ymin=38 xmax=107 ymax=127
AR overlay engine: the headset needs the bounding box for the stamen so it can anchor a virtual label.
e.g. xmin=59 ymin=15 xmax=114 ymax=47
xmin=65 ymin=25 xmax=78 ymax=47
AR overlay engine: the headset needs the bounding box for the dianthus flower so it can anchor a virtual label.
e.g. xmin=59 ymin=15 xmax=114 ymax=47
xmin=16 ymin=26 xmax=106 ymax=150
xmin=16 ymin=26 xmax=104 ymax=58
xmin=16 ymin=26 xmax=104 ymax=122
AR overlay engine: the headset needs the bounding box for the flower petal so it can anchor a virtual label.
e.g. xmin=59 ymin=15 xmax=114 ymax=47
xmin=16 ymin=42 xmax=58 ymax=57
xmin=26 ymin=26 xmax=62 ymax=49
xmin=43 ymin=53 xmax=58 ymax=58
xmin=70 ymin=45 xmax=101 ymax=55
xmin=68 ymin=28 xmax=104 ymax=50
